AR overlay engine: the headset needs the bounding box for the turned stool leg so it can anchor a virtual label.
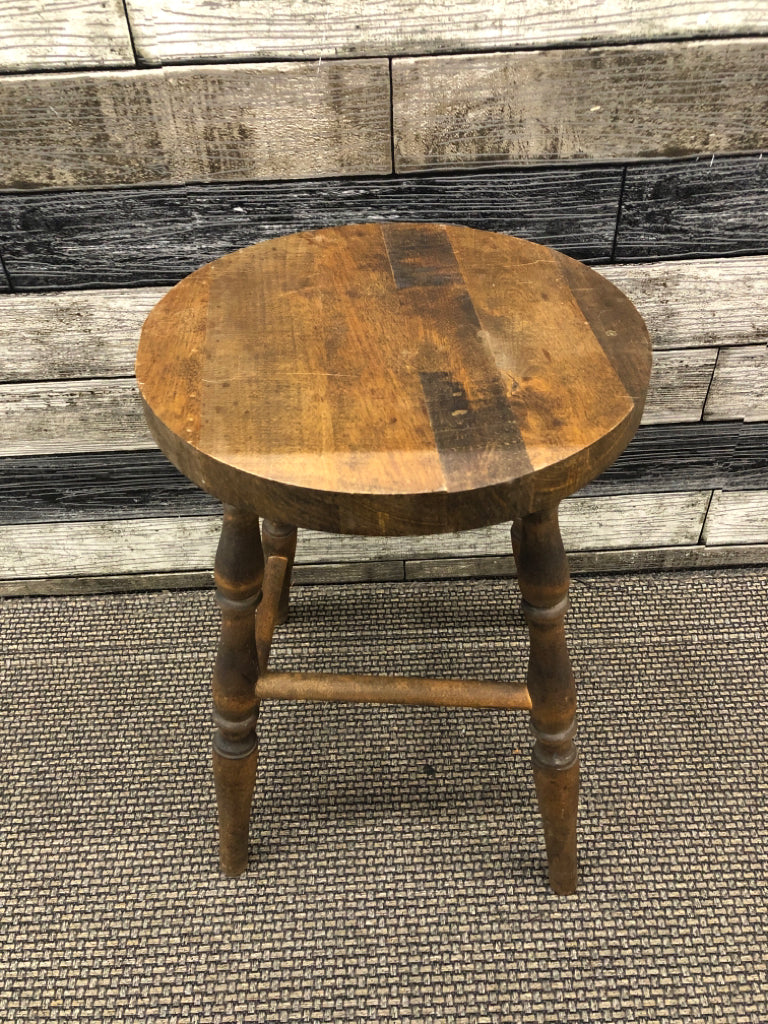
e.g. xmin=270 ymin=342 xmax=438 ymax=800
xmin=211 ymin=504 xmax=264 ymax=876
xmin=513 ymin=507 xmax=579 ymax=895
xmin=261 ymin=520 xmax=297 ymax=625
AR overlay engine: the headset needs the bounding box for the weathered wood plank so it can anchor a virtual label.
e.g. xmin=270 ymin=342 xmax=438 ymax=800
xmin=0 ymin=341 xmax=707 ymax=458
xmin=704 ymin=345 xmax=768 ymax=422
xmin=0 ymin=288 xmax=164 ymax=383
xmin=405 ymin=543 xmax=768 ymax=582
xmin=598 ymin=256 xmax=768 ymax=350
xmin=123 ymin=0 xmax=768 ymax=63
xmin=0 ymin=62 xmax=391 ymax=191
xmin=0 ymin=492 xmax=710 ymax=581
xmin=4 ymin=424 xmax=767 ymax=526
xmin=4 ymin=256 xmax=767 ymax=383
xmin=0 ymin=260 xmax=8 ymax=293
xmin=4 ymin=542 xmax=767 ymax=596
xmin=702 ymin=489 xmax=768 ymax=545
xmin=394 ymin=40 xmax=768 ymax=172
xmin=0 ymin=0 xmax=134 ymax=72
xmin=0 ymin=168 xmax=622 ymax=289
xmin=616 ymin=155 xmax=768 ymax=260
xmin=643 ymin=349 xmax=717 ymax=424
xmin=0 ymin=379 xmax=151 ymax=456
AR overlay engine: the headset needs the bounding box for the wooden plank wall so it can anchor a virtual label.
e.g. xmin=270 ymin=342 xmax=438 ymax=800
xmin=1 ymin=1 xmax=767 ymax=595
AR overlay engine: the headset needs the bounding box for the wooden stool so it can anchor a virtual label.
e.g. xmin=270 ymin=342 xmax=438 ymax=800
xmin=136 ymin=223 xmax=651 ymax=894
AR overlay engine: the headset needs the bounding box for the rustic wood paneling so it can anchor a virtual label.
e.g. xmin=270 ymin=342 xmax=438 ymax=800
xmin=0 ymin=168 xmax=622 ymax=289
xmin=643 ymin=349 xmax=718 ymax=424
xmin=123 ymin=0 xmax=768 ymax=63
xmin=616 ymin=155 xmax=768 ymax=260
xmin=702 ymin=490 xmax=768 ymax=545
xmin=0 ymin=491 xmax=711 ymax=582
xmin=704 ymin=346 xmax=768 ymax=422
xmin=598 ymin=257 xmax=768 ymax=350
xmin=0 ymin=260 xmax=8 ymax=293
xmin=393 ymin=40 xmax=768 ymax=172
xmin=0 ymin=62 xmax=391 ymax=191
xmin=0 ymin=0 xmax=134 ymax=72
xmin=5 ymin=424 xmax=766 ymax=527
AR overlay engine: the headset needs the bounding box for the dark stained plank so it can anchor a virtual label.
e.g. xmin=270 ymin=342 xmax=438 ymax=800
xmin=124 ymin=0 xmax=768 ymax=63
xmin=394 ymin=40 xmax=768 ymax=171
xmin=0 ymin=0 xmax=134 ymax=72
xmin=0 ymin=167 xmax=623 ymax=290
xmin=5 ymin=422 xmax=767 ymax=527
xmin=0 ymin=450 xmax=216 ymax=524
xmin=582 ymin=422 xmax=768 ymax=495
xmin=0 ymin=61 xmax=391 ymax=191
xmin=0 ymin=258 xmax=8 ymax=293
xmin=616 ymin=155 xmax=768 ymax=260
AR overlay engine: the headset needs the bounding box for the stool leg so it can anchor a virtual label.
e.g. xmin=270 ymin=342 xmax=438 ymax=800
xmin=261 ymin=520 xmax=297 ymax=624
xmin=513 ymin=507 xmax=579 ymax=895
xmin=211 ymin=504 xmax=263 ymax=876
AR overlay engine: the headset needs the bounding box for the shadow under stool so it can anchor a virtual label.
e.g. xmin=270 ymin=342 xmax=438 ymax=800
xmin=136 ymin=222 xmax=651 ymax=894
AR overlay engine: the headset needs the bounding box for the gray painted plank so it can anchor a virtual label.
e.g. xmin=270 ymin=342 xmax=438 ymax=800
xmin=0 ymin=168 xmax=622 ymax=290
xmin=0 ymin=61 xmax=391 ymax=191
xmin=616 ymin=155 xmax=768 ymax=260
xmin=704 ymin=346 xmax=768 ymax=422
xmin=598 ymin=256 xmax=768 ymax=350
xmin=124 ymin=0 xmax=768 ymax=62
xmin=702 ymin=489 xmax=768 ymax=544
xmin=394 ymin=40 xmax=768 ymax=171
xmin=0 ymin=491 xmax=710 ymax=581
xmin=0 ymin=0 xmax=134 ymax=72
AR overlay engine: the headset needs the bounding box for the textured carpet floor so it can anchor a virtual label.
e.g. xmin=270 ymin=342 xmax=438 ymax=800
xmin=1 ymin=569 xmax=767 ymax=1022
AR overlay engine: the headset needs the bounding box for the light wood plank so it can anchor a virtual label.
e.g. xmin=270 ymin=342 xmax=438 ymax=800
xmin=0 ymin=61 xmax=390 ymax=191
xmin=0 ymin=492 xmax=709 ymax=581
xmin=0 ymin=379 xmax=151 ymax=456
xmin=643 ymin=349 xmax=718 ymax=425
xmin=0 ymin=345 xmax=713 ymax=457
xmin=703 ymin=490 xmax=768 ymax=545
xmin=598 ymin=257 xmax=768 ymax=351
xmin=0 ymin=0 xmax=134 ymax=72
xmin=393 ymin=40 xmax=768 ymax=172
xmin=4 ymin=542 xmax=767 ymax=596
xmin=704 ymin=346 xmax=768 ymax=423
xmin=0 ymin=288 xmax=164 ymax=383
xmin=124 ymin=0 xmax=768 ymax=63
xmin=4 ymin=258 xmax=767 ymax=383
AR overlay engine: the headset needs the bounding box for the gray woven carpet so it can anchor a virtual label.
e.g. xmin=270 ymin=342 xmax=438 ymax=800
xmin=2 ymin=569 xmax=767 ymax=1022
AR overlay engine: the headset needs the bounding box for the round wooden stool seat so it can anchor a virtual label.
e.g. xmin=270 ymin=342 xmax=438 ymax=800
xmin=136 ymin=222 xmax=652 ymax=895
xmin=136 ymin=222 xmax=651 ymax=536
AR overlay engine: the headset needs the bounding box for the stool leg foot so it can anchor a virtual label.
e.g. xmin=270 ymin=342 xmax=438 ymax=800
xmin=513 ymin=507 xmax=579 ymax=895
xmin=211 ymin=504 xmax=263 ymax=876
xmin=262 ymin=520 xmax=297 ymax=625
